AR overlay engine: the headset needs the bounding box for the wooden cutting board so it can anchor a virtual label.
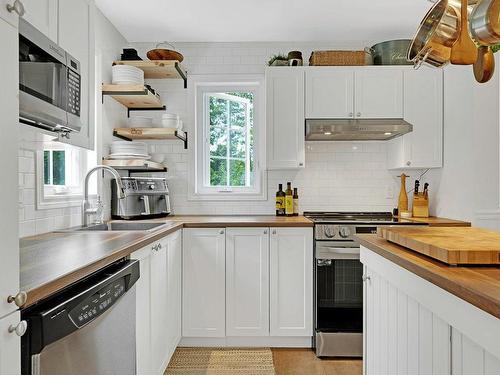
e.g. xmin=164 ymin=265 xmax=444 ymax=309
xmin=377 ymin=226 xmax=500 ymax=265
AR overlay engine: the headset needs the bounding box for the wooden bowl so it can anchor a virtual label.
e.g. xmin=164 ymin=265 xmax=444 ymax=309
xmin=146 ymin=49 xmax=184 ymax=62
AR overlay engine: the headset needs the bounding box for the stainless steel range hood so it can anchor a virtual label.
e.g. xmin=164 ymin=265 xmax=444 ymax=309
xmin=305 ymin=119 xmax=413 ymax=141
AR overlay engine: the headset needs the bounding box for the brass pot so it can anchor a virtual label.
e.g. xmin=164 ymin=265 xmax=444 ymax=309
xmin=408 ymin=0 xmax=461 ymax=68
xmin=470 ymin=0 xmax=500 ymax=45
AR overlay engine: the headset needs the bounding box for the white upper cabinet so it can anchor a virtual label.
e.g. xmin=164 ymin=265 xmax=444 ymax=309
xmin=270 ymin=227 xmax=313 ymax=337
xmin=0 ymin=18 xmax=20 ymax=319
xmin=226 ymin=228 xmax=270 ymax=337
xmin=20 ymin=0 xmax=57 ymax=40
xmin=57 ymin=0 xmax=94 ymax=150
xmin=354 ymin=68 xmax=403 ymax=119
xmin=266 ymin=68 xmax=305 ymax=170
xmin=305 ymin=68 xmax=354 ymax=118
xmin=387 ymin=67 xmax=443 ymax=169
xmin=183 ymin=228 xmax=226 ymax=337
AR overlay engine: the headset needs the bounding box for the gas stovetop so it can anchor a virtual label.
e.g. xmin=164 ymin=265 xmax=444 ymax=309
xmin=304 ymin=211 xmax=397 ymax=224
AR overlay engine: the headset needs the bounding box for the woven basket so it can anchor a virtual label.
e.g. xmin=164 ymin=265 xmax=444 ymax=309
xmin=309 ymin=50 xmax=370 ymax=66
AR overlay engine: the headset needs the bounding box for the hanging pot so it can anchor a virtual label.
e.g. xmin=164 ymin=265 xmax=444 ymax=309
xmin=407 ymin=0 xmax=461 ymax=68
xmin=470 ymin=0 xmax=500 ymax=45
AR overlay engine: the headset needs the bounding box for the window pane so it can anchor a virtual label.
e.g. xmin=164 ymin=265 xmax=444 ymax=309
xmin=230 ymin=159 xmax=246 ymax=186
xmin=43 ymin=151 xmax=50 ymax=184
xmin=229 ymin=129 xmax=246 ymax=158
xmin=229 ymin=100 xmax=246 ymax=127
xmin=52 ymin=151 xmax=65 ymax=185
xmin=210 ymin=158 xmax=227 ymax=186
xmin=209 ymin=96 xmax=228 ymax=125
xmin=210 ymin=125 xmax=227 ymax=157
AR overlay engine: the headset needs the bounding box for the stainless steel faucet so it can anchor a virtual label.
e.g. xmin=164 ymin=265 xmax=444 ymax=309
xmin=82 ymin=165 xmax=126 ymax=227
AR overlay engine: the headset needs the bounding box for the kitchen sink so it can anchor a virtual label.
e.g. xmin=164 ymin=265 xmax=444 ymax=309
xmin=68 ymin=222 xmax=168 ymax=232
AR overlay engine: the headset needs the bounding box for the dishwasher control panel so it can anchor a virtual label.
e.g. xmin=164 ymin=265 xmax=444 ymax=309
xmin=68 ymin=278 xmax=126 ymax=327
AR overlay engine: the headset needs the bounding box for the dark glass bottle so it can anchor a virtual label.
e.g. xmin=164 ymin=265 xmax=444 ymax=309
xmin=285 ymin=182 xmax=293 ymax=217
xmin=275 ymin=184 xmax=285 ymax=216
xmin=293 ymin=188 xmax=299 ymax=216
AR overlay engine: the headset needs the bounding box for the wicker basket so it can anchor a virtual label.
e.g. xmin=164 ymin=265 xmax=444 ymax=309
xmin=309 ymin=50 xmax=370 ymax=66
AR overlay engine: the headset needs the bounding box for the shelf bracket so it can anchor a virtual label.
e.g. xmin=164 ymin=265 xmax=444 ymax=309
xmin=127 ymin=105 xmax=166 ymax=118
xmin=175 ymin=62 xmax=188 ymax=89
xmin=112 ymin=130 xmax=132 ymax=141
xmin=175 ymin=131 xmax=188 ymax=149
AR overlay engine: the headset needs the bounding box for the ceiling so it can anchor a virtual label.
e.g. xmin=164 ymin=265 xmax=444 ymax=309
xmin=95 ymin=0 xmax=431 ymax=43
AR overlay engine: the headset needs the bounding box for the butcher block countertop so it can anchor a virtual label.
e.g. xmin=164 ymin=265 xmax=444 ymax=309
xmin=356 ymin=234 xmax=500 ymax=319
xmin=20 ymin=215 xmax=312 ymax=307
xmin=394 ymin=216 xmax=471 ymax=227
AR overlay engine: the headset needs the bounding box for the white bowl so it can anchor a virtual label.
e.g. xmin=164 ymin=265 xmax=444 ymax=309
xmin=161 ymin=118 xmax=178 ymax=129
xmin=150 ymin=153 xmax=165 ymax=163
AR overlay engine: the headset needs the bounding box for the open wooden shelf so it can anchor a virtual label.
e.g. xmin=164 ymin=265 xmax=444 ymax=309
xmin=103 ymin=158 xmax=167 ymax=172
xmin=101 ymin=84 xmax=164 ymax=110
xmin=112 ymin=60 xmax=188 ymax=88
xmin=113 ymin=127 xmax=188 ymax=149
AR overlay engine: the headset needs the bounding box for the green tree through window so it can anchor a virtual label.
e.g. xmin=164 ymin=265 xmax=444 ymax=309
xmin=207 ymin=92 xmax=254 ymax=188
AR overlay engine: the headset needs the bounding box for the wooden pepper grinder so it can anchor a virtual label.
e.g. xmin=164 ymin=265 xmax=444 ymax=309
xmin=398 ymin=174 xmax=409 ymax=214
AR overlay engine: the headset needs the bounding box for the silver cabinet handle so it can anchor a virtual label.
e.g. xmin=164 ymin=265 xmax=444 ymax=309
xmin=6 ymin=0 xmax=25 ymax=16
xmin=348 ymin=112 xmax=353 ymax=117
xmin=272 ymin=230 xmax=277 ymax=235
xmin=406 ymin=161 xmax=411 ymax=166
xmin=158 ymin=243 xmax=162 ymax=249
xmin=7 ymin=291 xmax=27 ymax=307
xmin=362 ymin=275 xmax=371 ymax=282
xmin=8 ymin=320 xmax=27 ymax=337
xmin=356 ymin=112 xmax=361 ymax=117
xmin=263 ymin=230 xmax=268 ymax=234
xmin=298 ymin=162 xmax=304 ymax=167
xmin=219 ymin=230 xmax=224 ymax=235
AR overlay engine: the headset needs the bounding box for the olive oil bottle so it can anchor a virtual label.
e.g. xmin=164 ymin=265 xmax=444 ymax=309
xmin=293 ymin=187 xmax=299 ymax=216
xmin=285 ymin=182 xmax=294 ymax=217
xmin=275 ymin=184 xmax=285 ymax=216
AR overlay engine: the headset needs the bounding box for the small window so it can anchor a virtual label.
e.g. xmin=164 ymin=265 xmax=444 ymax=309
xmin=207 ymin=92 xmax=254 ymax=188
xmin=191 ymin=76 xmax=266 ymax=200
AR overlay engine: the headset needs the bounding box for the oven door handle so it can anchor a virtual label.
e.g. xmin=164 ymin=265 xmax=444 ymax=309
xmin=316 ymin=246 xmax=360 ymax=260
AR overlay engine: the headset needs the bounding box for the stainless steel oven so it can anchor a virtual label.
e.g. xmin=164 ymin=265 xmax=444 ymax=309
xmin=19 ymin=18 xmax=82 ymax=134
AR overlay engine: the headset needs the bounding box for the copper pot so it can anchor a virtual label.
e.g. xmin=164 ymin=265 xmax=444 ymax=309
xmin=470 ymin=0 xmax=500 ymax=45
xmin=408 ymin=0 xmax=462 ymax=68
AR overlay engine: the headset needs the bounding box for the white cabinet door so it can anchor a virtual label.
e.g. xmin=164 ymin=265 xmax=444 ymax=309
xmin=131 ymin=246 xmax=152 ymax=375
xmin=364 ymin=266 xmax=451 ymax=375
xmin=387 ymin=68 xmax=443 ymax=170
xmin=355 ymin=68 xmax=403 ymax=118
xmin=451 ymin=327 xmax=500 ymax=375
xmin=57 ymin=0 xmax=94 ymax=149
xmin=305 ymin=68 xmax=354 ymax=118
xmin=21 ymin=0 xmax=57 ymax=40
xmin=226 ymin=228 xmax=269 ymax=337
xmin=266 ymin=68 xmax=305 ymax=170
xmin=183 ymin=228 xmax=226 ymax=337
xmin=0 ymin=312 xmax=22 ymax=375
xmin=166 ymin=230 xmax=182 ymax=361
xmin=0 ymin=19 xmax=20 ymax=319
xmin=270 ymin=227 xmax=313 ymax=336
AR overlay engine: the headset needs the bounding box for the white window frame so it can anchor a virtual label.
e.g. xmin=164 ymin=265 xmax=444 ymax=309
xmin=189 ymin=75 xmax=266 ymax=201
xmin=36 ymin=143 xmax=96 ymax=209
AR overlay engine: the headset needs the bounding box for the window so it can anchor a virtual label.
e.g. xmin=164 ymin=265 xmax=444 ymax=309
xmin=191 ymin=76 xmax=266 ymax=200
xmin=36 ymin=144 xmax=96 ymax=209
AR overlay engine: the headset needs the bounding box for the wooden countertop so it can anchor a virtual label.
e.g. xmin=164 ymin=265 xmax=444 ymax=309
xmin=20 ymin=215 xmax=312 ymax=307
xmin=356 ymin=234 xmax=500 ymax=319
xmin=393 ymin=216 xmax=471 ymax=227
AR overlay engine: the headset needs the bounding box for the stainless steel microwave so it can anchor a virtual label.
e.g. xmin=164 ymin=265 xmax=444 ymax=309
xmin=18 ymin=18 xmax=82 ymax=134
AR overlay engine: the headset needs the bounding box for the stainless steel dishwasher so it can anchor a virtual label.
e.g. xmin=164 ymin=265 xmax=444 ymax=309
xmin=21 ymin=259 xmax=140 ymax=375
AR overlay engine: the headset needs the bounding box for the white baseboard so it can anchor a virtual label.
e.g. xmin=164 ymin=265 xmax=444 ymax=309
xmin=179 ymin=336 xmax=313 ymax=348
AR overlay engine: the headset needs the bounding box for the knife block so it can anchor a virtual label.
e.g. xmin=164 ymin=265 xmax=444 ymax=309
xmin=412 ymin=193 xmax=429 ymax=218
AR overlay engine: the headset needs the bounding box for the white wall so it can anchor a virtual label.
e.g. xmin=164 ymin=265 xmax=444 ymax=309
xmin=427 ymin=61 xmax=500 ymax=229
xmin=111 ymin=42 xmax=399 ymax=215
xmin=18 ymin=9 xmax=127 ymax=237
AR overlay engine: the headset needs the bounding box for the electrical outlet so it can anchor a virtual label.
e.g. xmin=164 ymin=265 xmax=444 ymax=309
xmin=386 ymin=185 xmax=394 ymax=199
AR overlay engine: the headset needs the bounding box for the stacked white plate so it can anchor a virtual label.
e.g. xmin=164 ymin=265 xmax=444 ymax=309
xmin=112 ymin=65 xmax=144 ymax=85
xmin=108 ymin=141 xmax=150 ymax=160
xmin=128 ymin=116 xmax=153 ymax=128
xmin=161 ymin=113 xmax=182 ymax=129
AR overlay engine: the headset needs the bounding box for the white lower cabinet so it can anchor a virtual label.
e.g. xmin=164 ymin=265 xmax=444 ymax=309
xmin=0 ymin=312 xmax=22 ymax=375
xmin=226 ymin=228 xmax=269 ymax=336
xmin=182 ymin=228 xmax=226 ymax=337
xmin=270 ymin=227 xmax=313 ymax=337
xmin=362 ymin=246 xmax=500 ymax=375
xmin=132 ymin=230 xmax=182 ymax=375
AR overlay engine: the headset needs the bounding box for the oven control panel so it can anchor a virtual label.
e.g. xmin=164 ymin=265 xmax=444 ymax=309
xmin=68 ymin=278 xmax=126 ymax=327
xmin=315 ymin=225 xmax=378 ymax=241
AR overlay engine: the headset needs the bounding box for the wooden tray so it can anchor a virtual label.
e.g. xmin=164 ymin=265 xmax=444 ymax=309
xmin=378 ymin=226 xmax=500 ymax=265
